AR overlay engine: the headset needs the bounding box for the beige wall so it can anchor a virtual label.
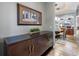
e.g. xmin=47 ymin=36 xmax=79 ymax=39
xmin=0 ymin=2 xmax=54 ymax=38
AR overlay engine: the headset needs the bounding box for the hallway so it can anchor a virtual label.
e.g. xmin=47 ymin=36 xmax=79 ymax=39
xmin=47 ymin=35 xmax=79 ymax=56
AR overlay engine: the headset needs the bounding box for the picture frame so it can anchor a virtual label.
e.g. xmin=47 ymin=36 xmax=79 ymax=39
xmin=17 ymin=3 xmax=42 ymax=25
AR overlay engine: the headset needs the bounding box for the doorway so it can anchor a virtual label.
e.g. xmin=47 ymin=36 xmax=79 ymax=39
xmin=54 ymin=2 xmax=77 ymax=42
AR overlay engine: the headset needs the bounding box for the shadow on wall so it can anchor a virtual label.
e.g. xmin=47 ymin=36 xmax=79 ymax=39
xmin=0 ymin=39 xmax=4 ymax=56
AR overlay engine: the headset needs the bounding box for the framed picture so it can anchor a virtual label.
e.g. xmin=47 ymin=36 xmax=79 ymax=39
xmin=17 ymin=3 xmax=42 ymax=25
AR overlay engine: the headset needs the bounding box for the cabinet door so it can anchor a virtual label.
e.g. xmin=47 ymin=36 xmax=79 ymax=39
xmin=32 ymin=37 xmax=49 ymax=56
xmin=43 ymin=34 xmax=53 ymax=47
xmin=25 ymin=40 xmax=33 ymax=56
xmin=7 ymin=40 xmax=31 ymax=56
xmin=32 ymin=38 xmax=40 ymax=56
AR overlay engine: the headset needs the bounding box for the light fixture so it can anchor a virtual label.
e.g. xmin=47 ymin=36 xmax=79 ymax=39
xmin=56 ymin=8 xmax=60 ymax=10
xmin=55 ymin=3 xmax=58 ymax=6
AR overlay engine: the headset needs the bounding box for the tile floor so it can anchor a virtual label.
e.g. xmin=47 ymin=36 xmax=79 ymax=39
xmin=47 ymin=35 xmax=79 ymax=56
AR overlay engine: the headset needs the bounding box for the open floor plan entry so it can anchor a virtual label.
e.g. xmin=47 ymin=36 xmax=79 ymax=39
xmin=0 ymin=2 xmax=79 ymax=56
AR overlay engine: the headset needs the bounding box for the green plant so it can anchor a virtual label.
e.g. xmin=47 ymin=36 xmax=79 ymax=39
xmin=30 ymin=28 xmax=40 ymax=32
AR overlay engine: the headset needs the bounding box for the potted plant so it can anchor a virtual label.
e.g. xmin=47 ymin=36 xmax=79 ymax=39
xmin=29 ymin=28 xmax=40 ymax=34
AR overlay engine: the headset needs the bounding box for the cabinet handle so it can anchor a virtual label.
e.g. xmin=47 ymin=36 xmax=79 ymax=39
xmin=26 ymin=45 xmax=34 ymax=56
xmin=24 ymin=46 xmax=30 ymax=55
xmin=31 ymin=45 xmax=34 ymax=53
xmin=29 ymin=46 xmax=31 ymax=56
xmin=32 ymin=45 xmax=34 ymax=51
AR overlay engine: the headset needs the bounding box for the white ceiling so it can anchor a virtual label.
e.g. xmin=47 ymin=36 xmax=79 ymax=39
xmin=55 ymin=2 xmax=79 ymax=16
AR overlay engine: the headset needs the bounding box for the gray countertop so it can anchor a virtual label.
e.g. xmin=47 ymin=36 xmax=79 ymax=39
xmin=4 ymin=31 xmax=52 ymax=45
xmin=4 ymin=34 xmax=31 ymax=45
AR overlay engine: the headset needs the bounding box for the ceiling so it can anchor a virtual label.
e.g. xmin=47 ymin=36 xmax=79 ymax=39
xmin=55 ymin=2 xmax=79 ymax=16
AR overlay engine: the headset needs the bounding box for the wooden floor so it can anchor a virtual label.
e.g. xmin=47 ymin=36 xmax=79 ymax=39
xmin=47 ymin=35 xmax=79 ymax=56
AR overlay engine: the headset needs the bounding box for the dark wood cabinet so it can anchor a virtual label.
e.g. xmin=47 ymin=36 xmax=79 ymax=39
xmin=66 ymin=29 xmax=74 ymax=35
xmin=4 ymin=31 xmax=53 ymax=56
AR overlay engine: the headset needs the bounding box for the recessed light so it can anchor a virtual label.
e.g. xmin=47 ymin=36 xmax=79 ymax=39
xmin=55 ymin=4 xmax=58 ymax=6
xmin=56 ymin=8 xmax=60 ymax=10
